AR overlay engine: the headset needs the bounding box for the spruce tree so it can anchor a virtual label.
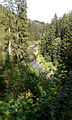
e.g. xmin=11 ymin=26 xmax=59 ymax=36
xmin=14 ymin=0 xmax=28 ymax=62
xmin=4 ymin=0 xmax=15 ymax=56
xmin=60 ymin=13 xmax=72 ymax=70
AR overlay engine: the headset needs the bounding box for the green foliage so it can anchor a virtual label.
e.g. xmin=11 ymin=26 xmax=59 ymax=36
xmin=0 ymin=0 xmax=29 ymax=63
xmin=40 ymin=12 xmax=72 ymax=68
xmin=60 ymin=13 xmax=72 ymax=71
xmin=0 ymin=2 xmax=72 ymax=120
xmin=38 ymin=12 xmax=72 ymax=120
xmin=28 ymin=20 xmax=43 ymax=42
xmin=0 ymin=68 xmax=7 ymax=100
xmin=52 ymin=64 xmax=72 ymax=120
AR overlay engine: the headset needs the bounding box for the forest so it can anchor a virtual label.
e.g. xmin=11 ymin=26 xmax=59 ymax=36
xmin=0 ymin=0 xmax=72 ymax=120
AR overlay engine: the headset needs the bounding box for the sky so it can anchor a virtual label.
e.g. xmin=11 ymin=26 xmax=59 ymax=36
xmin=27 ymin=0 xmax=72 ymax=23
xmin=0 ymin=0 xmax=72 ymax=23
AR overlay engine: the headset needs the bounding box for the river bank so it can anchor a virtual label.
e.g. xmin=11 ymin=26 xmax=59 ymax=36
xmin=29 ymin=41 xmax=57 ymax=77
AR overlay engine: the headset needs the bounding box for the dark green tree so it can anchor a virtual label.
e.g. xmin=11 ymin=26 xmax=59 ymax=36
xmin=60 ymin=13 xmax=72 ymax=71
xmin=14 ymin=0 xmax=29 ymax=62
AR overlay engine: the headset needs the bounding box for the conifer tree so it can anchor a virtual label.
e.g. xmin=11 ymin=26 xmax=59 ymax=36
xmin=14 ymin=0 xmax=28 ymax=62
xmin=3 ymin=0 xmax=28 ymax=62
xmin=4 ymin=0 xmax=15 ymax=55
xmin=60 ymin=13 xmax=72 ymax=70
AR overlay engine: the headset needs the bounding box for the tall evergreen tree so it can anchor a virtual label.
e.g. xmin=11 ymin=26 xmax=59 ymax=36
xmin=4 ymin=0 xmax=15 ymax=55
xmin=3 ymin=0 xmax=28 ymax=62
xmin=52 ymin=14 xmax=59 ymax=38
xmin=14 ymin=0 xmax=28 ymax=62
xmin=60 ymin=13 xmax=72 ymax=70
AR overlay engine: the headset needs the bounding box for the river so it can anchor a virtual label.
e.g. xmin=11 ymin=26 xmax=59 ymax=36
xmin=31 ymin=44 xmax=41 ymax=71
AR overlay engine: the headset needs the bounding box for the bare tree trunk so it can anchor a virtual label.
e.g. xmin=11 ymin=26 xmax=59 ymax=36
xmin=17 ymin=19 xmax=19 ymax=41
xmin=9 ymin=27 xmax=11 ymax=55
xmin=17 ymin=32 xmax=19 ymax=40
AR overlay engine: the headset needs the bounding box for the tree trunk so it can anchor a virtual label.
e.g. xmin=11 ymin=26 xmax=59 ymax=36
xmin=9 ymin=27 xmax=11 ymax=55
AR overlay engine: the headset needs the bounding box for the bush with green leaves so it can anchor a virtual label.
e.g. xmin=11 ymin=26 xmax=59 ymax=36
xmin=0 ymin=64 xmax=72 ymax=120
xmin=0 ymin=87 xmax=56 ymax=120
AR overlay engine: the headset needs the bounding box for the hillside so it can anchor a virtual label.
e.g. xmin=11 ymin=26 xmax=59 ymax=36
xmin=0 ymin=2 xmax=72 ymax=120
xmin=34 ymin=20 xmax=45 ymax=25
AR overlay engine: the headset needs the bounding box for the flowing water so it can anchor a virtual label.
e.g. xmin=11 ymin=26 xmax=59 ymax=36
xmin=31 ymin=44 xmax=41 ymax=71
xmin=32 ymin=61 xmax=41 ymax=71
